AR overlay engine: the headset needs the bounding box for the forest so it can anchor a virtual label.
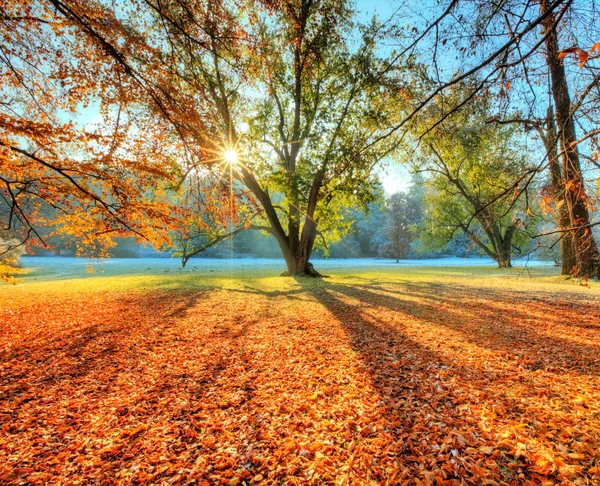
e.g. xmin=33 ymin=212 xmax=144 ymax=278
xmin=1 ymin=0 xmax=600 ymax=484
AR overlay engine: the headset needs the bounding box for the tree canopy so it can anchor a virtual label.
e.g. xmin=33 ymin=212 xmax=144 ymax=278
xmin=1 ymin=0 xmax=599 ymax=277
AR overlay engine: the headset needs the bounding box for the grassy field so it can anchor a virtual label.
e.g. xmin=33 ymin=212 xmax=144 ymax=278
xmin=1 ymin=263 xmax=599 ymax=485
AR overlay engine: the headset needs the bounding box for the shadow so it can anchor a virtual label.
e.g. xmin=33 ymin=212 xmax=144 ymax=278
xmin=324 ymin=279 xmax=600 ymax=375
xmin=0 ymin=290 xmax=212 ymax=403
xmin=295 ymin=277 xmax=600 ymax=483
xmin=2 ymin=276 xmax=599 ymax=484
xmin=0 ymin=286 xmax=269 ymax=482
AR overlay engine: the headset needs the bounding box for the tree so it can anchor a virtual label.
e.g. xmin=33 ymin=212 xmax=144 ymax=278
xmin=0 ymin=231 xmax=26 ymax=283
xmin=488 ymin=107 xmax=577 ymax=273
xmin=171 ymin=174 xmax=259 ymax=267
xmin=381 ymin=0 xmax=600 ymax=276
xmin=44 ymin=0 xmax=400 ymax=276
xmin=411 ymin=85 xmax=535 ymax=268
xmin=0 ymin=1 xmax=186 ymax=268
xmin=538 ymin=0 xmax=600 ymax=276
xmin=379 ymin=191 xmax=422 ymax=262
xmin=351 ymin=200 xmax=387 ymax=257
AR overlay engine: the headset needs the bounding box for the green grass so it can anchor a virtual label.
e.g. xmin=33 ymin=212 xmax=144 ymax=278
xmin=8 ymin=260 xmax=599 ymax=296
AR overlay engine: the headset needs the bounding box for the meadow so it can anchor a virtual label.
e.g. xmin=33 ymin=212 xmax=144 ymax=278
xmin=1 ymin=260 xmax=599 ymax=485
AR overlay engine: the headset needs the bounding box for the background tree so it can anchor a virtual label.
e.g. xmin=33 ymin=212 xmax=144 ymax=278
xmin=378 ymin=191 xmax=423 ymax=262
xmin=381 ymin=0 xmax=600 ymax=276
xmin=0 ymin=230 xmax=26 ymax=283
xmin=410 ymin=85 xmax=536 ymax=268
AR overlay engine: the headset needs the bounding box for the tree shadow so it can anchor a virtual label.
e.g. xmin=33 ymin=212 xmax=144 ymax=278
xmin=0 ymin=289 xmax=223 ymax=403
xmin=295 ymin=277 xmax=600 ymax=482
xmin=0 ymin=287 xmax=266 ymax=483
xmin=324 ymin=279 xmax=600 ymax=375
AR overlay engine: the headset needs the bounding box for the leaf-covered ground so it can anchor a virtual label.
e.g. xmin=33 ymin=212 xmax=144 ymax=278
xmin=1 ymin=265 xmax=599 ymax=485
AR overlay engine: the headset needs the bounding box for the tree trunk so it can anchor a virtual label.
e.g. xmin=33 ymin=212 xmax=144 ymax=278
xmin=540 ymin=0 xmax=600 ymax=277
xmin=279 ymin=170 xmax=326 ymax=277
xmin=238 ymin=163 xmax=327 ymax=277
xmin=496 ymin=253 xmax=512 ymax=268
xmin=541 ymin=107 xmax=577 ymax=274
xmin=280 ymin=222 xmax=323 ymax=277
xmin=496 ymin=223 xmax=517 ymax=268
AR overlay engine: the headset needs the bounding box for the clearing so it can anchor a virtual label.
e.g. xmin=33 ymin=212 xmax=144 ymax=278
xmin=0 ymin=261 xmax=599 ymax=485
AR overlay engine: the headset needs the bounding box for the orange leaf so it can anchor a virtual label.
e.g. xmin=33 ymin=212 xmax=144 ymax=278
xmin=578 ymin=49 xmax=589 ymax=68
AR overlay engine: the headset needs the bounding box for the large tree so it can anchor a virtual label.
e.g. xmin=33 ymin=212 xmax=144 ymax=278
xmin=43 ymin=0 xmax=399 ymax=276
xmin=538 ymin=0 xmax=600 ymax=276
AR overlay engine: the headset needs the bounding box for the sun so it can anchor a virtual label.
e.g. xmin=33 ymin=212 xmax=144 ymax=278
xmin=224 ymin=149 xmax=238 ymax=164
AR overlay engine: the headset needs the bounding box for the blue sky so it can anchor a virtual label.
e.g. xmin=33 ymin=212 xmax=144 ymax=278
xmin=75 ymin=0 xmax=416 ymax=194
xmin=358 ymin=1 xmax=411 ymax=194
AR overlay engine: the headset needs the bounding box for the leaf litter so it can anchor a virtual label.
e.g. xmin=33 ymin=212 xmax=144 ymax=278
xmin=0 ymin=273 xmax=599 ymax=485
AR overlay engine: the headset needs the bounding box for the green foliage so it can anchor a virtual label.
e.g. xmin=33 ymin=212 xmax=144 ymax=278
xmin=408 ymin=81 xmax=538 ymax=264
xmin=240 ymin=3 xmax=402 ymax=246
xmin=379 ymin=191 xmax=423 ymax=261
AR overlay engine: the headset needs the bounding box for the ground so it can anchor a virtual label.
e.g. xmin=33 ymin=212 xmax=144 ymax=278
xmin=1 ymin=261 xmax=599 ymax=485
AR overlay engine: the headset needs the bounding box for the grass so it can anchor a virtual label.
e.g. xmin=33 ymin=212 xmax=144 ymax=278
xmin=1 ymin=263 xmax=599 ymax=485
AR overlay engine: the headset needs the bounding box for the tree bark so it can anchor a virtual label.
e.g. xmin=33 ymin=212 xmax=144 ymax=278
xmin=496 ymin=223 xmax=517 ymax=269
xmin=540 ymin=107 xmax=577 ymax=274
xmin=540 ymin=0 xmax=600 ymax=277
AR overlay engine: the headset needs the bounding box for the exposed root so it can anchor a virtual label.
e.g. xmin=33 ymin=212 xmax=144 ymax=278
xmin=280 ymin=262 xmax=329 ymax=278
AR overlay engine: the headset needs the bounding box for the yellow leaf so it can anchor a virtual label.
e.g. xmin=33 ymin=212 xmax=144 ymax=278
xmin=479 ymin=446 xmax=494 ymax=455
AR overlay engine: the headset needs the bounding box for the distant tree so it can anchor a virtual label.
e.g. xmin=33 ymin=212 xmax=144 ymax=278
xmin=384 ymin=0 xmax=600 ymax=276
xmin=171 ymin=175 xmax=261 ymax=267
xmin=379 ymin=192 xmax=423 ymax=262
xmin=352 ymin=201 xmax=387 ymax=257
xmin=411 ymin=84 xmax=536 ymax=268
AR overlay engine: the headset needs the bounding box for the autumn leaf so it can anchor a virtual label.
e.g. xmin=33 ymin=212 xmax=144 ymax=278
xmin=558 ymin=47 xmax=590 ymax=67
xmin=2 ymin=266 xmax=600 ymax=484
xmin=578 ymin=49 xmax=589 ymax=68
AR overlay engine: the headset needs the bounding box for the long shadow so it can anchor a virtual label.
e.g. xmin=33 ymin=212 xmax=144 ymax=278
xmin=324 ymin=280 xmax=600 ymax=376
xmin=296 ymin=277 xmax=600 ymax=483
xmin=297 ymin=279 xmax=502 ymax=482
xmin=395 ymin=279 xmax=600 ymax=331
xmin=0 ymin=287 xmax=265 ymax=483
xmin=0 ymin=289 xmax=219 ymax=403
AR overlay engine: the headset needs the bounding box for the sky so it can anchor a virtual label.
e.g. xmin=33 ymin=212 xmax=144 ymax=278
xmin=354 ymin=0 xmax=432 ymax=194
xmin=356 ymin=1 xmax=410 ymax=194
xmin=73 ymin=0 xmax=419 ymax=195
